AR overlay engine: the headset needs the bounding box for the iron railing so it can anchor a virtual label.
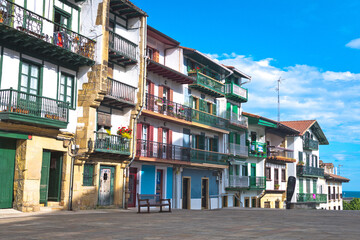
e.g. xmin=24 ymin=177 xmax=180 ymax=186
xmin=249 ymin=176 xmax=266 ymax=189
xmin=267 ymin=146 xmax=294 ymax=159
xmin=229 ymin=112 xmax=248 ymax=128
xmin=136 ymin=139 xmax=190 ymax=161
xmin=188 ymin=71 xmax=225 ymax=95
xmin=229 ymin=143 xmax=248 ymax=157
xmin=191 ymin=109 xmax=229 ymax=130
xmin=94 ymin=132 xmax=130 ymax=154
xmin=109 ymin=31 xmax=138 ymax=62
xmin=0 ymin=0 xmax=95 ymax=60
xmin=145 ymin=94 xmax=192 ymax=121
xmin=249 ymin=141 xmax=267 ymax=157
xmin=297 ymin=193 xmax=327 ymax=203
xmin=303 ymin=138 xmax=319 ymax=151
xmin=228 ymin=176 xmax=249 ymax=188
xmin=190 ymin=148 xmax=228 ymax=165
xmin=297 ymin=165 xmax=324 ymax=177
xmin=0 ymin=88 xmax=69 ymax=123
xmin=106 ymin=78 xmax=136 ymax=104
xmin=225 ymin=82 xmax=248 ymax=102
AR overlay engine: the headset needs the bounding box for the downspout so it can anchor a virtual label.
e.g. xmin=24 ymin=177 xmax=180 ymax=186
xmin=122 ymin=17 xmax=148 ymax=209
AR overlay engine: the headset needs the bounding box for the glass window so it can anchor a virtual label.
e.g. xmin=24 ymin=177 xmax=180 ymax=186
xmin=19 ymin=61 xmax=40 ymax=95
xmin=265 ymin=167 xmax=271 ymax=180
xmin=54 ymin=8 xmax=71 ymax=31
xmin=281 ymin=169 xmax=286 ymax=182
xmin=83 ymin=164 xmax=94 ymax=186
xmin=59 ymin=73 xmax=74 ymax=108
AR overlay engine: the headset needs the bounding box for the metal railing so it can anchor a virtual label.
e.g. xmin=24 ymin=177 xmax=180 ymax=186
xmin=297 ymin=165 xmax=324 ymax=177
xmin=0 ymin=0 xmax=95 ymax=60
xmin=303 ymin=138 xmax=319 ymax=151
xmin=145 ymin=94 xmax=192 ymax=121
xmin=249 ymin=141 xmax=267 ymax=157
xmin=191 ymin=108 xmax=229 ymax=130
xmin=109 ymin=31 xmax=138 ymax=62
xmin=94 ymin=132 xmax=130 ymax=154
xmin=229 ymin=143 xmax=248 ymax=157
xmin=297 ymin=193 xmax=327 ymax=203
xmin=225 ymin=82 xmax=248 ymax=101
xmin=0 ymin=88 xmax=69 ymax=123
xmin=267 ymin=146 xmax=294 ymax=159
xmin=249 ymin=176 xmax=266 ymax=189
xmin=106 ymin=78 xmax=136 ymax=104
xmin=188 ymin=71 xmax=225 ymax=95
xmin=229 ymin=113 xmax=248 ymax=128
xmin=190 ymin=148 xmax=228 ymax=165
xmin=229 ymin=176 xmax=249 ymax=188
xmin=136 ymin=139 xmax=190 ymax=161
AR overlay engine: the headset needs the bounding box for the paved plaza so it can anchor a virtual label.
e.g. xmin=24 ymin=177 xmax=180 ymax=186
xmin=0 ymin=208 xmax=359 ymax=239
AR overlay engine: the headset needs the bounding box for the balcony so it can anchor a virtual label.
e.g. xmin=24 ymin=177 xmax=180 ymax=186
xmin=102 ymin=78 xmax=136 ymax=109
xmin=94 ymin=132 xmax=130 ymax=155
xmin=188 ymin=71 xmax=225 ymax=97
xmin=145 ymin=94 xmax=192 ymax=122
xmin=227 ymin=176 xmax=249 ymax=189
xmin=0 ymin=88 xmax=69 ymax=128
xmin=303 ymin=138 xmax=319 ymax=151
xmin=0 ymin=0 xmax=95 ymax=69
xmin=109 ymin=31 xmax=138 ymax=66
xmin=248 ymin=141 xmax=267 ymax=158
xmin=229 ymin=143 xmax=248 ymax=158
xmin=225 ymin=83 xmax=248 ymax=102
xmin=191 ymin=109 xmax=229 ymax=130
xmin=297 ymin=165 xmax=324 ymax=177
xmin=267 ymin=146 xmax=296 ymax=163
xmin=190 ymin=148 xmax=228 ymax=165
xmin=249 ymin=176 xmax=266 ymax=190
xmin=136 ymin=139 xmax=190 ymax=162
xmin=297 ymin=193 xmax=327 ymax=203
xmin=229 ymin=113 xmax=248 ymax=130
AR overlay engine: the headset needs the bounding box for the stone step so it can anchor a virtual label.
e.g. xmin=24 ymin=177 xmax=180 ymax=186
xmin=47 ymin=201 xmax=61 ymax=207
xmin=40 ymin=206 xmax=64 ymax=212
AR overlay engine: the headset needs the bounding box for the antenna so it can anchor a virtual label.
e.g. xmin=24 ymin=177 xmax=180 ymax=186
xmin=276 ymin=77 xmax=283 ymax=122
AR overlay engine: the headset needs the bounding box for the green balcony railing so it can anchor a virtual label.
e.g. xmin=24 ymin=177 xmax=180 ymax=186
xmin=303 ymin=138 xmax=319 ymax=151
xmin=0 ymin=88 xmax=69 ymax=128
xmin=297 ymin=165 xmax=324 ymax=177
xmin=248 ymin=141 xmax=267 ymax=157
xmin=188 ymin=72 xmax=225 ymax=97
xmin=191 ymin=109 xmax=229 ymax=130
xmin=225 ymin=83 xmax=248 ymax=102
xmin=94 ymin=132 xmax=130 ymax=155
xmin=297 ymin=193 xmax=327 ymax=203
xmin=249 ymin=176 xmax=266 ymax=190
xmin=190 ymin=148 xmax=228 ymax=165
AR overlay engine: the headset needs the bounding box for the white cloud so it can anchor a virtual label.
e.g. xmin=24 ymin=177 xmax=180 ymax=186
xmin=323 ymin=71 xmax=360 ymax=81
xmin=346 ymin=38 xmax=360 ymax=49
xmin=333 ymin=154 xmax=347 ymax=161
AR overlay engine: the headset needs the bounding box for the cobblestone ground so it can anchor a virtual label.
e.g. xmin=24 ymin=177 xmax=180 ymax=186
xmin=0 ymin=208 xmax=359 ymax=240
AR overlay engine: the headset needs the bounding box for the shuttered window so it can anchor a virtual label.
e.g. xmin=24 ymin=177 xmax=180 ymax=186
xmin=83 ymin=164 xmax=94 ymax=186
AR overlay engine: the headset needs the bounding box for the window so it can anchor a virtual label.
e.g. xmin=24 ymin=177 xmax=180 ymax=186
xmin=274 ymin=168 xmax=279 ymax=185
xmin=242 ymin=165 xmax=248 ymax=176
xmin=281 ymin=169 xmax=286 ymax=182
xmin=83 ymin=164 xmax=94 ymax=186
xmin=20 ymin=61 xmax=40 ymax=96
xmin=298 ymin=151 xmax=303 ymax=163
xmin=54 ymin=8 xmax=71 ymax=32
xmin=265 ymin=167 xmax=271 ymax=180
xmin=59 ymin=73 xmax=75 ymax=108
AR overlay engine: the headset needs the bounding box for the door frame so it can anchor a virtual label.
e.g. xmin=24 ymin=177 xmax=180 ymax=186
xmin=201 ymin=177 xmax=209 ymax=209
xmin=98 ymin=165 xmax=115 ymax=206
xmin=182 ymin=176 xmax=191 ymax=209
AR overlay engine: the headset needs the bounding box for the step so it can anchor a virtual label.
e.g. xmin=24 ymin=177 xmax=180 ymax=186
xmin=47 ymin=201 xmax=61 ymax=207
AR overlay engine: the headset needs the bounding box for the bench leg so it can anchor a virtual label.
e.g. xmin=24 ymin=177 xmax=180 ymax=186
xmin=138 ymin=205 xmax=140 ymax=213
xmin=169 ymin=204 xmax=171 ymax=212
xmin=147 ymin=205 xmax=150 ymax=213
xmin=160 ymin=205 xmax=163 ymax=212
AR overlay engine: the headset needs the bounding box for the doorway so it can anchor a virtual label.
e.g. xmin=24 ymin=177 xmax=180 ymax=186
xmin=201 ymin=178 xmax=209 ymax=209
xmin=40 ymin=151 xmax=63 ymax=205
xmin=0 ymin=138 xmax=16 ymax=209
xmin=98 ymin=166 xmax=115 ymax=206
xmin=127 ymin=167 xmax=137 ymax=207
xmin=182 ymin=177 xmax=191 ymax=209
xmin=156 ymin=169 xmax=164 ymax=202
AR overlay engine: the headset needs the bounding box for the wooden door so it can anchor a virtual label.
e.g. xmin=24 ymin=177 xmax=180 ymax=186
xmin=182 ymin=177 xmax=191 ymax=209
xmin=48 ymin=153 xmax=63 ymax=202
xmin=99 ymin=166 xmax=115 ymax=205
xmin=128 ymin=168 xmax=137 ymax=207
xmin=201 ymin=178 xmax=209 ymax=209
xmin=156 ymin=169 xmax=163 ymax=202
xmin=274 ymin=168 xmax=279 ymax=186
xmin=40 ymin=151 xmax=51 ymax=205
xmin=0 ymin=138 xmax=16 ymax=209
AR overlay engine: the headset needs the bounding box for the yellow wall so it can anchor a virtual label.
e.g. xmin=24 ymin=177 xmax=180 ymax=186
xmin=260 ymin=192 xmax=286 ymax=209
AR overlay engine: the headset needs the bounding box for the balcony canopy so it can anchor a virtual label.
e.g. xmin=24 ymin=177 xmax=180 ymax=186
xmin=110 ymin=0 xmax=147 ymax=19
xmin=147 ymin=60 xmax=194 ymax=84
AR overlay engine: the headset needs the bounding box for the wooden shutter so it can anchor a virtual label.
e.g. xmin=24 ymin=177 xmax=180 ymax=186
xmin=148 ymin=125 xmax=154 ymax=142
xmin=157 ymin=127 xmax=163 ymax=143
xmin=199 ymin=99 xmax=206 ymax=112
xmin=232 ymin=105 xmax=238 ymax=114
xmin=169 ymin=89 xmax=173 ymax=102
xmin=235 ymin=133 xmax=241 ymax=145
xmin=40 ymin=151 xmax=51 ymax=205
xmin=136 ymin=123 xmax=142 ymax=140
xmin=229 ymin=132 xmax=234 ymax=144
xmin=212 ymin=136 xmax=218 ymax=152
xmin=149 ymin=81 xmax=155 ymax=95
xmin=158 ymin=86 xmax=163 ymax=99
xmin=212 ymin=104 xmax=217 ymax=116
xmin=168 ymin=129 xmax=173 ymax=145
xmin=298 ymin=151 xmax=303 ymax=162
xmin=199 ymin=133 xmax=205 ymax=150
xmin=153 ymin=50 xmax=159 ymax=63
xmin=97 ymin=112 xmax=112 ymax=127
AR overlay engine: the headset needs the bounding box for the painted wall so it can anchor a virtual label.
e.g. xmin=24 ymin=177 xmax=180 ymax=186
xmin=181 ymin=168 xmax=219 ymax=199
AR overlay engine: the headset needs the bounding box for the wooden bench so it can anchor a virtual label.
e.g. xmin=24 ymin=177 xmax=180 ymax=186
xmin=137 ymin=194 xmax=171 ymax=213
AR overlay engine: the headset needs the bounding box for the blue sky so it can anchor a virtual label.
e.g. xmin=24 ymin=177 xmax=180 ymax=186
xmin=133 ymin=0 xmax=360 ymax=191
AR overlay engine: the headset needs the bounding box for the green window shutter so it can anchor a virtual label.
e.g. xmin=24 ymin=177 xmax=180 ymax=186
xmin=235 ymin=133 xmax=241 ymax=145
xmin=313 ymin=179 xmax=317 ymax=194
xmin=251 ymin=163 xmax=256 ymax=176
xmin=232 ymin=104 xmax=238 ymax=114
xmin=199 ymin=99 xmax=206 ymax=111
xmin=306 ymin=154 xmax=310 ymax=166
xmin=229 ymin=165 xmax=233 ymax=176
xmin=212 ymin=104 xmax=217 ymax=116
xmin=212 ymin=136 xmax=218 ymax=152
xmin=199 ymin=133 xmax=205 ymax=150
xmin=226 ymin=102 xmax=231 ymax=112
xmin=298 ymin=151 xmax=303 ymax=163
xmin=299 ymin=178 xmax=303 ymax=194
xmin=235 ymin=165 xmax=240 ymax=175
xmin=229 ymin=132 xmax=234 ymax=144
xmin=83 ymin=164 xmax=94 ymax=186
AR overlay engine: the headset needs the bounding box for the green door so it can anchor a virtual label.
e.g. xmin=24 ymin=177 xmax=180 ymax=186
xmin=0 ymin=138 xmax=16 ymax=209
xmin=48 ymin=153 xmax=63 ymax=202
xmin=299 ymin=178 xmax=303 ymax=194
xmin=40 ymin=151 xmax=51 ymax=205
xmin=251 ymin=163 xmax=256 ymax=176
xmin=313 ymin=179 xmax=317 ymax=194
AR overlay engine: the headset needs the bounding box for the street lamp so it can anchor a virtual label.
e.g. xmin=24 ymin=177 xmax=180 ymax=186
xmin=98 ymin=126 xmax=107 ymax=140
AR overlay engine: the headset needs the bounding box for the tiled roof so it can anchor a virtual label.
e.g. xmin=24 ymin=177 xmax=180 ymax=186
xmin=280 ymin=120 xmax=316 ymax=136
xmin=325 ymin=173 xmax=350 ymax=182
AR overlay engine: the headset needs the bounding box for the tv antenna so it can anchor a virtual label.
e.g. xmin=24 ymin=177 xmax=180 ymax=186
xmin=276 ymin=77 xmax=284 ymax=122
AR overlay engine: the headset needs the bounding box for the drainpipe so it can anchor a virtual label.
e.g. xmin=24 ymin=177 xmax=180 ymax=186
xmin=122 ymin=17 xmax=148 ymax=209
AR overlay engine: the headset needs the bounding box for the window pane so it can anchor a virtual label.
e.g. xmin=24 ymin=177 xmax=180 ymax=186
xmin=60 ymin=85 xmax=65 ymax=94
xmin=30 ymin=66 xmax=38 ymax=77
xmin=61 ymin=75 xmax=66 ymax=84
xmin=21 ymin=75 xmax=28 ymax=88
xmin=30 ymin=77 xmax=38 ymax=90
xmin=22 ymin=63 xmax=29 ymax=75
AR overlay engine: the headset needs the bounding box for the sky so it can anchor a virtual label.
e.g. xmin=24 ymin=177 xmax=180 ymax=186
xmin=132 ymin=0 xmax=360 ymax=191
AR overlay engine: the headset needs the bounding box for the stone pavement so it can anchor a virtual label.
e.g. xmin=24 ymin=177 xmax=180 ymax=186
xmin=0 ymin=208 xmax=359 ymax=239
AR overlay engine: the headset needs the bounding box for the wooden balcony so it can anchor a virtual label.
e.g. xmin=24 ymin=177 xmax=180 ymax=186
xmin=303 ymin=138 xmax=319 ymax=151
xmin=0 ymin=0 xmax=95 ymax=69
xmin=297 ymin=165 xmax=324 ymax=177
xmin=0 ymin=88 xmax=69 ymax=128
xmin=225 ymin=83 xmax=248 ymax=102
xmin=94 ymin=132 xmax=130 ymax=155
xmin=267 ymin=146 xmax=296 ymax=163
xmin=248 ymin=141 xmax=267 ymax=158
xmin=191 ymin=109 xmax=229 ymax=130
xmin=102 ymin=78 xmax=136 ymax=109
xmin=190 ymin=148 xmax=228 ymax=165
xmin=188 ymin=71 xmax=225 ymax=97
xmin=109 ymin=31 xmax=138 ymax=66
xmin=297 ymin=193 xmax=327 ymax=203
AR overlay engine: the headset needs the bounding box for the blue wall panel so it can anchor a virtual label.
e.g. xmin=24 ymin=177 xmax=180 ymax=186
xmin=141 ymin=165 xmax=155 ymax=194
xmin=182 ymin=168 xmax=219 ymax=199
xmin=167 ymin=167 xmax=173 ymax=199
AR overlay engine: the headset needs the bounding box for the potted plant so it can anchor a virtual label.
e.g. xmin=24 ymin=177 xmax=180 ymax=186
xmin=297 ymin=161 xmax=305 ymax=166
xmin=117 ymin=127 xmax=132 ymax=141
xmin=274 ymin=184 xmax=280 ymax=190
xmin=155 ymin=99 xmax=163 ymax=106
